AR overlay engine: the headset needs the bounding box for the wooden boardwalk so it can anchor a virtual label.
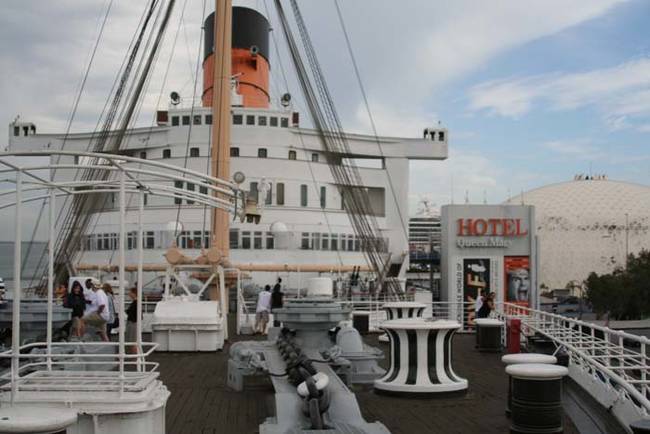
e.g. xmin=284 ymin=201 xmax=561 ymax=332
xmin=151 ymin=332 xmax=578 ymax=434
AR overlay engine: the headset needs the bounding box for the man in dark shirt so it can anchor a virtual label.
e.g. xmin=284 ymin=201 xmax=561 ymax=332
xmin=271 ymin=278 xmax=284 ymax=327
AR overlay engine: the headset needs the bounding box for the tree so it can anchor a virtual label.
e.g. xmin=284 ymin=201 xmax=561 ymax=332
xmin=585 ymin=250 xmax=650 ymax=320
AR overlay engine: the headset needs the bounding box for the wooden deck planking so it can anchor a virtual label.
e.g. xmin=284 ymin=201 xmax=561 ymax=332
xmin=151 ymin=332 xmax=578 ymax=434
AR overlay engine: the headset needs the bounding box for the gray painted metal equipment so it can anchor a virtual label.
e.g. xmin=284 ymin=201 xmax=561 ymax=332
xmin=227 ymin=277 xmax=389 ymax=433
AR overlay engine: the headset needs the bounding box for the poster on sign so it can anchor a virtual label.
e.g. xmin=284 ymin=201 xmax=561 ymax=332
xmin=504 ymin=256 xmax=530 ymax=307
xmin=463 ymin=258 xmax=490 ymax=325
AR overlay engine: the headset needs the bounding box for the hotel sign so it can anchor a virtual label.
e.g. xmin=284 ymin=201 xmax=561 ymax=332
xmin=456 ymin=218 xmax=528 ymax=248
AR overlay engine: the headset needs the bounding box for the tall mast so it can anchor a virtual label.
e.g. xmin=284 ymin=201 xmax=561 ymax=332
xmin=210 ymin=0 xmax=232 ymax=259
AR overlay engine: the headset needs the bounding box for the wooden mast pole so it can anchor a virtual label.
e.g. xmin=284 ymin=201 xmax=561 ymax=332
xmin=210 ymin=0 xmax=232 ymax=299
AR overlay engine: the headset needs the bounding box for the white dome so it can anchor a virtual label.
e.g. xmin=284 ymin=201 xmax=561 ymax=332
xmin=269 ymin=221 xmax=288 ymax=234
xmin=505 ymin=179 xmax=650 ymax=289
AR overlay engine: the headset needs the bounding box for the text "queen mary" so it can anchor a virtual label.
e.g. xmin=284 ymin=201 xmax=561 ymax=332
xmin=457 ymin=218 xmax=528 ymax=237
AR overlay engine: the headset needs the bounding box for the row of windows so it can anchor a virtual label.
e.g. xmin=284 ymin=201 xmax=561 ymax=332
xmin=248 ymin=182 xmax=329 ymax=209
xmin=132 ymin=147 xmax=320 ymax=162
xmin=170 ymin=113 xmax=290 ymax=128
xmin=81 ymin=230 xmax=378 ymax=252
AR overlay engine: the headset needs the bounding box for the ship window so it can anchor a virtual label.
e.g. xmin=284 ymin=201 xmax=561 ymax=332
xmin=190 ymin=147 xmax=200 ymax=157
xmin=171 ymin=116 xmax=179 ymax=126
xmin=163 ymin=149 xmax=171 ymax=159
xmin=242 ymin=231 xmax=251 ymax=249
xmin=311 ymin=153 xmax=319 ymax=162
xmin=258 ymin=116 xmax=267 ymax=126
xmin=276 ymin=183 xmax=284 ymax=205
xmin=354 ymin=237 xmax=360 ymax=251
xmin=322 ymin=234 xmax=329 ymax=250
xmin=31 ymin=125 xmax=36 ymax=134
xmin=246 ymin=115 xmax=255 ymax=125
xmin=265 ymin=183 xmax=273 ymax=205
xmin=281 ymin=117 xmax=289 ymax=128
xmin=348 ymin=236 xmax=354 ymax=251
xmin=301 ymin=232 xmax=311 ymax=250
xmin=254 ymin=231 xmax=263 ymax=249
xmin=193 ymin=115 xmax=201 ymax=125
xmin=233 ymin=114 xmax=243 ymax=125
xmin=288 ymin=150 xmax=296 ymax=160
xmin=258 ymin=148 xmax=267 ymax=158
xmin=312 ymin=233 xmax=321 ymax=251
xmin=439 ymin=131 xmax=445 ymax=141
xmin=205 ymin=114 xmax=212 ymax=125
xmin=270 ymin=117 xmax=278 ymax=127
xmin=229 ymin=229 xmax=239 ymax=249
xmin=203 ymin=231 xmax=210 ymax=248
xmin=199 ymin=185 xmax=208 ymax=195
xmin=331 ymin=234 xmax=338 ymax=251
xmin=174 ymin=180 xmax=183 ymax=204
xmin=300 ymin=184 xmax=308 ymax=207
xmin=266 ymin=233 xmax=274 ymax=249
xmin=192 ymin=231 xmax=202 ymax=249
xmin=13 ymin=126 xmax=19 ymax=136
xmin=186 ymin=183 xmax=195 ymax=204
xmin=139 ymin=151 xmax=147 ymax=159
xmin=145 ymin=231 xmax=155 ymax=249
xmin=230 ymin=147 xmax=239 ymax=157
xmin=320 ymin=186 xmax=326 ymax=209
xmin=23 ymin=126 xmax=29 ymax=136
xmin=250 ymin=182 xmax=259 ymax=202
xmin=182 ymin=115 xmax=190 ymax=125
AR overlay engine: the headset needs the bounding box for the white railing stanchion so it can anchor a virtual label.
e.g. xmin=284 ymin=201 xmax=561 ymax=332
xmin=137 ymin=189 xmax=144 ymax=371
xmin=47 ymin=188 xmax=55 ymax=371
xmin=11 ymin=171 xmax=22 ymax=405
xmin=118 ymin=170 xmax=126 ymax=395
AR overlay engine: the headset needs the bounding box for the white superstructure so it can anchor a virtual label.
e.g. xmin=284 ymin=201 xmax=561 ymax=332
xmin=6 ymin=106 xmax=447 ymax=286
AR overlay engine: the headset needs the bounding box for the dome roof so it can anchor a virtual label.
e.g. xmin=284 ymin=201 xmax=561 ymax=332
xmin=504 ymin=179 xmax=650 ymax=289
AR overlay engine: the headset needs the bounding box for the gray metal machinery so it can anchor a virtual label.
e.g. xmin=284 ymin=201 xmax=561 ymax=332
xmin=227 ymin=277 xmax=389 ymax=433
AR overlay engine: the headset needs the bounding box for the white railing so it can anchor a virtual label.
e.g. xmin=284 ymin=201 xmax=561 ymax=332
xmin=0 ymin=341 xmax=159 ymax=398
xmin=497 ymin=303 xmax=650 ymax=427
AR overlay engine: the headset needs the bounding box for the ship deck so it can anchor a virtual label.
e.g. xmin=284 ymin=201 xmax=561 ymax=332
xmin=151 ymin=327 xmax=579 ymax=434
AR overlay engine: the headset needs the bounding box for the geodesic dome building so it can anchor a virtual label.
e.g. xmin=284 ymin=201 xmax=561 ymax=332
xmin=505 ymin=179 xmax=650 ymax=290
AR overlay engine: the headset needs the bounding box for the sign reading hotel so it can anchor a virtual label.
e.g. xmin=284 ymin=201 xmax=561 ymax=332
xmin=456 ymin=218 xmax=528 ymax=248
xmin=441 ymin=205 xmax=537 ymax=324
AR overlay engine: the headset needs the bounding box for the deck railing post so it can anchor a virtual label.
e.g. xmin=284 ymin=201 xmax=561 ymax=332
xmin=11 ymin=170 xmax=22 ymax=405
xmin=47 ymin=188 xmax=56 ymax=371
xmin=118 ymin=170 xmax=126 ymax=394
xmin=137 ymin=189 xmax=144 ymax=371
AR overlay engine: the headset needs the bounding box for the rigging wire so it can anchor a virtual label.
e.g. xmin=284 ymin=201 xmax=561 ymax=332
xmin=23 ymin=0 xmax=114 ymax=283
xmin=262 ymin=0 xmax=343 ymax=267
xmin=173 ymin=0 xmax=208 ymax=239
xmin=333 ymin=0 xmax=410 ymax=247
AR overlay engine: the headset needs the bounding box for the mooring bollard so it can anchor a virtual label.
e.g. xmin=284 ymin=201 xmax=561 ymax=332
xmin=502 ymin=354 xmax=558 ymax=417
xmin=475 ymin=318 xmax=504 ymax=352
xmin=506 ymin=363 xmax=568 ymax=434
xmin=374 ymin=319 xmax=468 ymax=394
xmin=378 ymin=302 xmax=427 ymax=342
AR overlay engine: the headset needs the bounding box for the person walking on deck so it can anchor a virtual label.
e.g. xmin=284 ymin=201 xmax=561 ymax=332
xmin=65 ymin=281 xmax=86 ymax=338
xmin=255 ymin=285 xmax=272 ymax=335
xmin=103 ymin=283 xmax=117 ymax=338
xmin=82 ymin=280 xmax=110 ymax=341
xmin=271 ymin=278 xmax=284 ymax=327
xmin=126 ymin=286 xmax=139 ymax=354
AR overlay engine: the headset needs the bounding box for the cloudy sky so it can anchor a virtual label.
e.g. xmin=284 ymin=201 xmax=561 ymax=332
xmin=1 ymin=0 xmax=649 ymax=218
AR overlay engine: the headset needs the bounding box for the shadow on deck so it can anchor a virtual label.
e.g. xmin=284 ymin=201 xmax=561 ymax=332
xmin=151 ymin=332 xmax=579 ymax=434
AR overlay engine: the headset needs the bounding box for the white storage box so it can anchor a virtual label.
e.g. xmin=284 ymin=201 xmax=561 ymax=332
xmin=151 ymin=299 xmax=224 ymax=351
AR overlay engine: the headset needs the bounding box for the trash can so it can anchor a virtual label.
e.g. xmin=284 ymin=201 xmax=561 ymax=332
xmin=475 ymin=318 xmax=504 ymax=352
xmin=506 ymin=363 xmax=568 ymax=434
xmin=352 ymin=310 xmax=370 ymax=335
xmin=502 ymin=353 xmax=557 ymax=417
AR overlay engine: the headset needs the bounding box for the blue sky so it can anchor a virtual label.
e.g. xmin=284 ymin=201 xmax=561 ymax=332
xmin=1 ymin=0 xmax=648 ymax=217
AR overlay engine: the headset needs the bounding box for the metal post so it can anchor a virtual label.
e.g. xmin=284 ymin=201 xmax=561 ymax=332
xmin=137 ymin=190 xmax=144 ymax=370
xmin=625 ymin=213 xmax=629 ymax=269
xmin=11 ymin=171 xmax=22 ymax=405
xmin=47 ymin=188 xmax=56 ymax=371
xmin=118 ymin=170 xmax=126 ymax=393
xmin=218 ymin=266 xmax=228 ymax=340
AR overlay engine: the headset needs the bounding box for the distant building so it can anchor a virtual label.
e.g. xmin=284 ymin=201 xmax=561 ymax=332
xmin=505 ymin=178 xmax=650 ymax=291
xmin=409 ymin=215 xmax=441 ymax=253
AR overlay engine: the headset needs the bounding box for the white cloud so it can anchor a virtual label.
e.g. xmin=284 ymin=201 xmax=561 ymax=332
xmin=542 ymin=139 xmax=596 ymax=155
xmin=468 ymin=58 xmax=650 ymax=128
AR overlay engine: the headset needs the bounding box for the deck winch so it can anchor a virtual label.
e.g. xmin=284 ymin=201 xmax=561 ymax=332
xmin=227 ymin=277 xmax=390 ymax=433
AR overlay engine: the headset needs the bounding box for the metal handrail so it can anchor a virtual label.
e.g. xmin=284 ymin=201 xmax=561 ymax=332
xmin=497 ymin=302 xmax=650 ymax=418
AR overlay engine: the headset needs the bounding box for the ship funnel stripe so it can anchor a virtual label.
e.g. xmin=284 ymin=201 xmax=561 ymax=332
xmin=385 ymin=329 xmax=401 ymax=383
xmin=405 ymin=330 xmax=418 ymax=385
xmin=443 ymin=331 xmax=459 ymax=382
xmin=427 ymin=329 xmax=440 ymax=384
xmin=204 ymin=7 xmax=270 ymax=61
